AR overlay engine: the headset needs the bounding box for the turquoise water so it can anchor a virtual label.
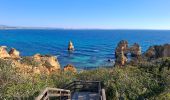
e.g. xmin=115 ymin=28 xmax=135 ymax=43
xmin=0 ymin=29 xmax=170 ymax=69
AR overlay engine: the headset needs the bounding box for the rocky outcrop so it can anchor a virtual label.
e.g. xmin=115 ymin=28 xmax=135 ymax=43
xmin=115 ymin=40 xmax=128 ymax=58
xmin=9 ymin=48 xmax=20 ymax=58
xmin=68 ymin=41 xmax=74 ymax=51
xmin=115 ymin=40 xmax=143 ymax=66
xmin=145 ymin=44 xmax=170 ymax=59
xmin=33 ymin=54 xmax=61 ymax=72
xmin=129 ymin=43 xmax=141 ymax=58
xmin=0 ymin=46 xmax=10 ymax=58
xmin=145 ymin=46 xmax=155 ymax=59
xmin=64 ymin=64 xmax=77 ymax=73
xmin=33 ymin=53 xmax=42 ymax=61
xmin=115 ymin=48 xmax=128 ymax=66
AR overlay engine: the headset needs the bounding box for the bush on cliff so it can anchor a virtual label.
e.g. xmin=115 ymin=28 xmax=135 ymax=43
xmin=0 ymin=58 xmax=170 ymax=100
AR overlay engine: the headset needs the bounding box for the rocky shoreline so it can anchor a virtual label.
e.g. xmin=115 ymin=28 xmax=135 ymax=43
xmin=114 ymin=40 xmax=170 ymax=66
xmin=0 ymin=40 xmax=170 ymax=74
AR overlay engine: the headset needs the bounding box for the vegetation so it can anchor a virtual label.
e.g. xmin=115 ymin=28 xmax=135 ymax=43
xmin=0 ymin=58 xmax=170 ymax=100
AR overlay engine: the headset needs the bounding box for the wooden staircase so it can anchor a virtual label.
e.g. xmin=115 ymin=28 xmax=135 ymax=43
xmin=36 ymin=81 xmax=106 ymax=100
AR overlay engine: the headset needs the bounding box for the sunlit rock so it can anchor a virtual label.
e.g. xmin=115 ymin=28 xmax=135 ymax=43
xmin=130 ymin=43 xmax=141 ymax=58
xmin=68 ymin=41 xmax=74 ymax=51
xmin=9 ymin=48 xmax=20 ymax=58
xmin=0 ymin=46 xmax=10 ymax=58
xmin=115 ymin=47 xmax=128 ymax=66
xmin=115 ymin=40 xmax=128 ymax=58
xmin=64 ymin=64 xmax=77 ymax=73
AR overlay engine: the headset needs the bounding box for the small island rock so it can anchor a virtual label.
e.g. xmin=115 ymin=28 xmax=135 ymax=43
xmin=68 ymin=41 xmax=74 ymax=51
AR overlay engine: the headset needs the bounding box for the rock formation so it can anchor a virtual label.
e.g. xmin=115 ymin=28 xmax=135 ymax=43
xmin=68 ymin=41 xmax=74 ymax=51
xmin=145 ymin=46 xmax=155 ymax=59
xmin=33 ymin=53 xmax=42 ymax=61
xmin=145 ymin=44 xmax=170 ymax=59
xmin=33 ymin=54 xmax=61 ymax=72
xmin=115 ymin=40 xmax=128 ymax=58
xmin=9 ymin=48 xmax=20 ymax=58
xmin=0 ymin=46 xmax=10 ymax=58
xmin=115 ymin=47 xmax=128 ymax=66
xmin=45 ymin=56 xmax=61 ymax=71
xmin=64 ymin=64 xmax=77 ymax=73
xmin=129 ymin=43 xmax=141 ymax=58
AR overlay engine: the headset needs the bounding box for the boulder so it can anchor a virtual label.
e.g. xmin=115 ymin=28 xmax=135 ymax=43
xmin=129 ymin=43 xmax=141 ymax=58
xmin=0 ymin=46 xmax=10 ymax=58
xmin=64 ymin=64 xmax=77 ymax=73
xmin=68 ymin=41 xmax=74 ymax=51
xmin=115 ymin=40 xmax=128 ymax=58
xmin=9 ymin=48 xmax=20 ymax=58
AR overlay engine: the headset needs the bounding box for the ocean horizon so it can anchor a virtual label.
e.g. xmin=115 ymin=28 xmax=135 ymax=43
xmin=0 ymin=29 xmax=170 ymax=69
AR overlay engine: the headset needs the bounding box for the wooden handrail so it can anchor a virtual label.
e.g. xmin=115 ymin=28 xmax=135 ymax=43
xmin=35 ymin=87 xmax=71 ymax=100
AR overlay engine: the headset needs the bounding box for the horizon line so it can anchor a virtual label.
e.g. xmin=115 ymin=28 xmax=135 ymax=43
xmin=0 ymin=24 xmax=170 ymax=30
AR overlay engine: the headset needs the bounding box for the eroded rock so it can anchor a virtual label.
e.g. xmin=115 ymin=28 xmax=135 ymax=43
xmin=68 ymin=41 xmax=74 ymax=51
xmin=145 ymin=44 xmax=170 ymax=59
xmin=33 ymin=54 xmax=61 ymax=72
xmin=130 ymin=43 xmax=141 ymax=58
xmin=115 ymin=47 xmax=128 ymax=66
xmin=64 ymin=64 xmax=77 ymax=73
xmin=115 ymin=40 xmax=128 ymax=58
xmin=0 ymin=46 xmax=10 ymax=58
xmin=9 ymin=48 xmax=20 ymax=58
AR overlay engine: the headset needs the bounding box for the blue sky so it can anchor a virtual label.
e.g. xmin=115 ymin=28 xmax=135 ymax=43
xmin=0 ymin=0 xmax=170 ymax=29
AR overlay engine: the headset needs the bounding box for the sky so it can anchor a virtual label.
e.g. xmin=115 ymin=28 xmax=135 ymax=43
xmin=0 ymin=0 xmax=170 ymax=29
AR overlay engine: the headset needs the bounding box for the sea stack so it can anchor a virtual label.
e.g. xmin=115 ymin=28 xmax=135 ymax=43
xmin=115 ymin=47 xmax=128 ymax=66
xmin=115 ymin=40 xmax=128 ymax=58
xmin=68 ymin=41 xmax=74 ymax=51
xmin=129 ymin=43 xmax=141 ymax=58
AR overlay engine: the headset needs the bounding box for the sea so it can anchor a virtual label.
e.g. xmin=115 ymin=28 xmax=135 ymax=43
xmin=0 ymin=29 xmax=170 ymax=69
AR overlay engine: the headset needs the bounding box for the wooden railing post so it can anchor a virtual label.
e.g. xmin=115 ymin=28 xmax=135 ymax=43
xmin=101 ymin=89 xmax=106 ymax=100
